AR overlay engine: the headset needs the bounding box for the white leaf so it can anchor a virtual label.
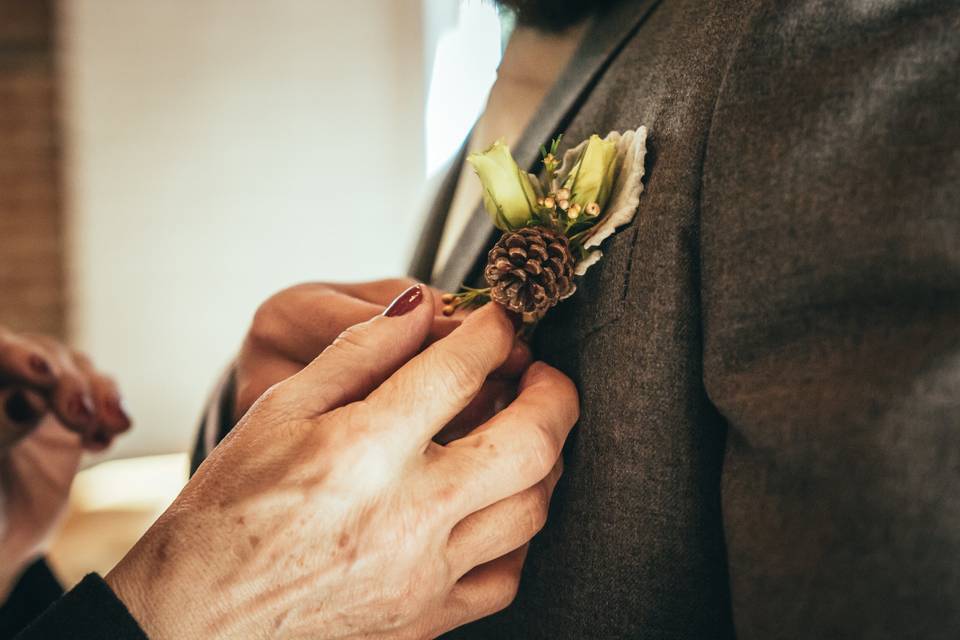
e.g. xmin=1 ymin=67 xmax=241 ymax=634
xmin=574 ymin=250 xmax=603 ymax=276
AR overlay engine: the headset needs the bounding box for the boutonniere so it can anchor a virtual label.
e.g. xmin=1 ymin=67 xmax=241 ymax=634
xmin=442 ymin=126 xmax=648 ymax=325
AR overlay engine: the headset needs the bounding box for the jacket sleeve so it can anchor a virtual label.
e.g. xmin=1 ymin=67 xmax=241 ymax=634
xmin=0 ymin=559 xmax=62 ymax=639
xmin=14 ymin=574 xmax=146 ymax=640
xmin=700 ymin=1 xmax=960 ymax=638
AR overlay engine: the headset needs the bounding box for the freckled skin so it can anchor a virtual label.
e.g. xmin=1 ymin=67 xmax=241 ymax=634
xmin=103 ymin=294 xmax=578 ymax=639
xmin=154 ymin=539 xmax=168 ymax=563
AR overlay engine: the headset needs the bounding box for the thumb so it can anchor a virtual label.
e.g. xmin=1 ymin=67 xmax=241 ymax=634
xmin=279 ymin=284 xmax=435 ymax=416
xmin=0 ymin=388 xmax=48 ymax=449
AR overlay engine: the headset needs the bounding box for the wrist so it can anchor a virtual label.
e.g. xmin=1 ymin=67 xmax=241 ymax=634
xmin=105 ymin=521 xmax=208 ymax=640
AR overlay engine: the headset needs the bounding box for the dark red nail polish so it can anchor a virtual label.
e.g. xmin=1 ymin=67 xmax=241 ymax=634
xmin=383 ymin=285 xmax=424 ymax=317
xmin=29 ymin=354 xmax=52 ymax=377
xmin=5 ymin=391 xmax=44 ymax=424
xmin=70 ymin=394 xmax=96 ymax=422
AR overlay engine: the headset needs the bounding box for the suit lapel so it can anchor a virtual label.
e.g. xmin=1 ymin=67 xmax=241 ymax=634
xmin=432 ymin=0 xmax=662 ymax=292
xmin=408 ymin=144 xmax=467 ymax=282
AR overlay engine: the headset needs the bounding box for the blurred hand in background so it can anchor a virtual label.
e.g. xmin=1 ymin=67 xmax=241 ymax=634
xmin=0 ymin=327 xmax=131 ymax=599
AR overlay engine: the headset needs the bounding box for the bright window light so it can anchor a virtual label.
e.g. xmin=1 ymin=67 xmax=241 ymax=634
xmin=424 ymin=1 xmax=504 ymax=177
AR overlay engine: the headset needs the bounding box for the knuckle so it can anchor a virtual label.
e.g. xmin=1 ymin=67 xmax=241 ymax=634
xmin=525 ymin=419 xmax=561 ymax=475
xmin=519 ymin=483 xmax=550 ymax=537
xmin=436 ymin=350 xmax=485 ymax=398
xmin=330 ymin=324 xmax=372 ymax=357
xmin=533 ymin=364 xmax=581 ymax=426
xmin=251 ymin=379 xmax=288 ymax=411
xmin=555 ymin=377 xmax=581 ymax=425
xmin=249 ymin=285 xmax=336 ymax=348
xmin=327 ymin=405 xmax=391 ymax=476
xmin=248 ymin=301 xmax=284 ymax=347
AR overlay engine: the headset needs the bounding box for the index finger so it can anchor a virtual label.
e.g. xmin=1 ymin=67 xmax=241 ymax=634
xmin=365 ymin=303 xmax=516 ymax=448
xmin=432 ymin=361 xmax=579 ymax=517
xmin=250 ymin=282 xmax=452 ymax=365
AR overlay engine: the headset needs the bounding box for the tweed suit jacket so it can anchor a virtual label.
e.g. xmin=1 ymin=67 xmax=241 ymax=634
xmin=408 ymin=0 xmax=960 ymax=637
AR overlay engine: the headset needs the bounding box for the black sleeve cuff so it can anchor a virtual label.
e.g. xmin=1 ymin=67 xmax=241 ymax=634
xmin=14 ymin=574 xmax=147 ymax=640
xmin=0 ymin=558 xmax=63 ymax=639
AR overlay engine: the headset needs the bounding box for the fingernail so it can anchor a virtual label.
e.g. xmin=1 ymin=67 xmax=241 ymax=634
xmin=105 ymin=397 xmax=131 ymax=429
xmin=70 ymin=393 xmax=96 ymax=423
xmin=5 ymin=390 xmax=45 ymax=424
xmin=29 ymin=354 xmax=52 ymax=377
xmin=383 ymin=284 xmax=424 ymax=317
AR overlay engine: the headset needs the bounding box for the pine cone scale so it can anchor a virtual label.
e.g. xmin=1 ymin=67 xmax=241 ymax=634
xmin=485 ymin=226 xmax=576 ymax=320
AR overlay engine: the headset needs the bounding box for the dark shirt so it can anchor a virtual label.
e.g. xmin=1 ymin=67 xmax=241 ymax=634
xmin=1 ymin=559 xmax=146 ymax=640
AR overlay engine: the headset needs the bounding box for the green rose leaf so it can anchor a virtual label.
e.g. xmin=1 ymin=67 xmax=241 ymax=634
xmin=563 ymin=134 xmax=619 ymax=211
xmin=467 ymin=140 xmax=538 ymax=230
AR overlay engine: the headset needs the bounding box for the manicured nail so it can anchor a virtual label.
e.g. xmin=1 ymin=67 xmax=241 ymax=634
xmin=383 ymin=285 xmax=424 ymax=317
xmin=28 ymin=354 xmax=52 ymax=377
xmin=105 ymin=397 xmax=131 ymax=429
xmin=70 ymin=393 xmax=96 ymax=423
xmin=5 ymin=390 xmax=45 ymax=424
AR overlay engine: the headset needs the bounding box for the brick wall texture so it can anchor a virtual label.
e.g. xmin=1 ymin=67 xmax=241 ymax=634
xmin=0 ymin=0 xmax=65 ymax=337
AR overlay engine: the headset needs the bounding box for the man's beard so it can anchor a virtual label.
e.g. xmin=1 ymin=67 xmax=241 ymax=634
xmin=497 ymin=0 xmax=623 ymax=31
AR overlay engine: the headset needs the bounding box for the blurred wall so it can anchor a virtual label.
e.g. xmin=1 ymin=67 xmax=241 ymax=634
xmin=59 ymin=0 xmax=427 ymax=460
xmin=0 ymin=0 xmax=65 ymax=337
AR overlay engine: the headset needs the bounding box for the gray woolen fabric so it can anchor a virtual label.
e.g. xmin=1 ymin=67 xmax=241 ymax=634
xmin=417 ymin=0 xmax=960 ymax=637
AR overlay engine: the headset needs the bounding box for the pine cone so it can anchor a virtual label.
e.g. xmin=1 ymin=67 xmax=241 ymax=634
xmin=484 ymin=226 xmax=576 ymax=319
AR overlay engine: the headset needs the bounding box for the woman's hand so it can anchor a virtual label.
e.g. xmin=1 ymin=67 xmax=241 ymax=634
xmin=233 ymin=279 xmax=530 ymax=443
xmin=234 ymin=279 xmax=457 ymax=423
xmin=0 ymin=327 xmax=132 ymax=599
xmin=108 ymin=286 xmax=579 ymax=639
